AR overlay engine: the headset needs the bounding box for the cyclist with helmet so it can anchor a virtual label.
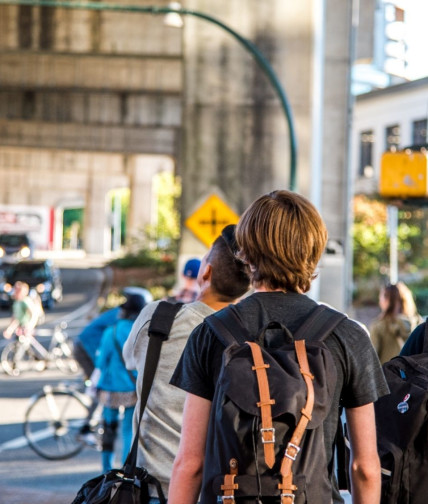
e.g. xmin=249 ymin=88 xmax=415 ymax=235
xmin=73 ymin=287 xmax=153 ymax=381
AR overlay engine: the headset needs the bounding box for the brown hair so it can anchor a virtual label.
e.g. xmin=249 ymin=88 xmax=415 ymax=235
xmin=380 ymin=284 xmax=403 ymax=319
xmin=396 ymin=281 xmax=419 ymax=318
xmin=235 ymin=190 xmax=328 ymax=293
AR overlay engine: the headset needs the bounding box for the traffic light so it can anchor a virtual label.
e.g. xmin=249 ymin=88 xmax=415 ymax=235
xmin=379 ymin=149 xmax=428 ymax=198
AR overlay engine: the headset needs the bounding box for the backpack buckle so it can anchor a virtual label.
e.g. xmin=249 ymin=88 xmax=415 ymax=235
xmin=285 ymin=442 xmax=301 ymax=461
xmin=217 ymin=497 xmax=235 ymax=503
xmin=280 ymin=493 xmax=295 ymax=503
xmin=260 ymin=427 xmax=275 ymax=444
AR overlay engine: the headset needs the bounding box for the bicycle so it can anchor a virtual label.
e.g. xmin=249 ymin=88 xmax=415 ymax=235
xmin=1 ymin=322 xmax=79 ymax=377
xmin=24 ymin=381 xmax=103 ymax=460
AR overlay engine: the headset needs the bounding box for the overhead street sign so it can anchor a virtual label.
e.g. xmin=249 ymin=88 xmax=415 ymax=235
xmin=185 ymin=194 xmax=240 ymax=248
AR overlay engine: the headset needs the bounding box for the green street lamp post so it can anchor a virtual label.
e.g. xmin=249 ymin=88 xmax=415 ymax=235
xmin=0 ymin=0 xmax=298 ymax=190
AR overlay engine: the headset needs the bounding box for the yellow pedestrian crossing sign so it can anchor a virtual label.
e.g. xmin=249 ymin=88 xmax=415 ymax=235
xmin=185 ymin=194 xmax=240 ymax=248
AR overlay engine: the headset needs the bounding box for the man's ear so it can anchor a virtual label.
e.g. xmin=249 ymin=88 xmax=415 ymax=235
xmin=201 ymin=263 xmax=212 ymax=282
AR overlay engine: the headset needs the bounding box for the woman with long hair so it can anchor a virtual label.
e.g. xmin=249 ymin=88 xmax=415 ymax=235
xmin=370 ymin=283 xmax=413 ymax=364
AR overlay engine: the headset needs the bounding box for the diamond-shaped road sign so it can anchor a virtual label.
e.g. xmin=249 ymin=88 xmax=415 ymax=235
xmin=185 ymin=194 xmax=240 ymax=248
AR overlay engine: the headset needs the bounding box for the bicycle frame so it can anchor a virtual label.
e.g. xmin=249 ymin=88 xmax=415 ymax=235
xmin=1 ymin=323 xmax=79 ymax=376
xmin=43 ymin=383 xmax=93 ymax=409
xmin=17 ymin=332 xmax=49 ymax=359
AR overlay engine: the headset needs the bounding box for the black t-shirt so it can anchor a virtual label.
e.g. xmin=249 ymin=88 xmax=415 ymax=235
xmin=171 ymin=292 xmax=389 ymax=499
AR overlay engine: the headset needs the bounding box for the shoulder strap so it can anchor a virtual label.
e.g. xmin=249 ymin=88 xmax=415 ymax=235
xmin=423 ymin=320 xmax=428 ymax=353
xmin=205 ymin=306 xmax=249 ymax=346
xmin=206 ymin=303 xmax=346 ymax=347
xmin=123 ymin=301 xmax=183 ymax=476
xmin=148 ymin=301 xmax=184 ymax=340
xmin=294 ymin=304 xmax=347 ymax=342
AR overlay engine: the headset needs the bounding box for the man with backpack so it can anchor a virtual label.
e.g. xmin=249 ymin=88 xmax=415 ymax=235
xmin=370 ymin=319 xmax=428 ymax=503
xmin=169 ymin=190 xmax=389 ymax=504
xmin=122 ymin=225 xmax=251 ymax=502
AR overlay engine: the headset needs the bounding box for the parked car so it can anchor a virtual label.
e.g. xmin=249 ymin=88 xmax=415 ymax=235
xmin=0 ymin=233 xmax=34 ymax=263
xmin=0 ymin=259 xmax=63 ymax=310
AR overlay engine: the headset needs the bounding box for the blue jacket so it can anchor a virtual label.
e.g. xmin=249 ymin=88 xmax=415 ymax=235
xmin=96 ymin=318 xmax=137 ymax=392
xmin=78 ymin=307 xmax=121 ymax=363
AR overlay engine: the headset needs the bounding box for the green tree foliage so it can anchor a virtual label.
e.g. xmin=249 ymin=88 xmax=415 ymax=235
xmin=147 ymin=171 xmax=181 ymax=249
xmin=119 ymin=189 xmax=129 ymax=245
xmin=63 ymin=207 xmax=84 ymax=249
xmin=353 ymin=195 xmax=425 ymax=282
xmin=353 ymin=196 xmax=388 ymax=278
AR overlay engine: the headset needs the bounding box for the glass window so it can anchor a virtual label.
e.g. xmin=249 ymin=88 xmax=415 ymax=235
xmin=359 ymin=130 xmax=375 ymax=177
xmin=385 ymin=124 xmax=400 ymax=151
xmin=412 ymin=119 xmax=427 ymax=146
xmin=39 ymin=7 xmax=54 ymax=50
xmin=18 ymin=6 xmax=33 ymax=49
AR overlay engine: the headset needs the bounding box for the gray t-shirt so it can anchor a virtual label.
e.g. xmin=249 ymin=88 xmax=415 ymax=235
xmin=123 ymin=300 xmax=215 ymax=497
xmin=171 ymin=291 xmax=389 ymax=503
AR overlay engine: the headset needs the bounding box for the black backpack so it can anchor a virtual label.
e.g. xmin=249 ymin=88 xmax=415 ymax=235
xmin=204 ymin=304 xmax=346 ymax=504
xmin=375 ymin=321 xmax=428 ymax=504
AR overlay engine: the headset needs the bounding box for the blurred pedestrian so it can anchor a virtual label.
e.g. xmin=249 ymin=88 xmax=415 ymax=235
xmin=73 ymin=286 xmax=153 ymax=381
xmin=370 ymin=283 xmax=412 ymax=364
xmin=396 ymin=280 xmax=423 ymax=332
xmin=95 ymin=293 xmax=146 ymax=472
xmin=3 ymin=281 xmax=38 ymax=339
xmin=166 ymin=258 xmax=201 ymax=303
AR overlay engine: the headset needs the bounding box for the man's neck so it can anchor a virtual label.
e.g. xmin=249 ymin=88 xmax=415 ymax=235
xmin=254 ymin=285 xmax=285 ymax=293
xmin=198 ymin=290 xmax=234 ymax=310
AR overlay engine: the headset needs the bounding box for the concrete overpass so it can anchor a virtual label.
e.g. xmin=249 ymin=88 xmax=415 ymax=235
xmin=0 ymin=0 xmax=372 ymax=310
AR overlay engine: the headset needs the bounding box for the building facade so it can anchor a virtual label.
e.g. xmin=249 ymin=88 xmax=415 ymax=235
xmin=352 ymin=76 xmax=428 ymax=195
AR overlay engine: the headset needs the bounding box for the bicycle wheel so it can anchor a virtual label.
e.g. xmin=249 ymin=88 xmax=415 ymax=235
xmin=50 ymin=335 xmax=79 ymax=375
xmin=24 ymin=387 xmax=89 ymax=460
xmin=1 ymin=340 xmax=33 ymax=376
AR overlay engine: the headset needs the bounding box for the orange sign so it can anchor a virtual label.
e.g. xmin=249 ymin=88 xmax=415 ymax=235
xmin=185 ymin=194 xmax=240 ymax=248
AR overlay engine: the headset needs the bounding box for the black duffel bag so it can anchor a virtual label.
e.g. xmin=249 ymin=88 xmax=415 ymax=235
xmin=71 ymin=465 xmax=165 ymax=504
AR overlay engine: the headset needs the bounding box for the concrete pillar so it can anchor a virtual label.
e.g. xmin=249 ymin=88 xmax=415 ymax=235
xmin=317 ymin=0 xmax=354 ymax=311
xmin=127 ymin=154 xmax=174 ymax=246
xmin=83 ymin=171 xmax=110 ymax=255
xmin=82 ymin=154 xmax=129 ymax=255
xmin=180 ymin=0 xmax=305 ymax=256
xmin=180 ymin=0 xmax=353 ymax=310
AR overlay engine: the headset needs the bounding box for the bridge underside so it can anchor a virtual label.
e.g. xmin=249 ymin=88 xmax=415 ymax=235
xmin=0 ymin=0 xmax=356 ymax=309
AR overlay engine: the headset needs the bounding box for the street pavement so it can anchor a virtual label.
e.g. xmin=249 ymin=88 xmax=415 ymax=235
xmin=0 ymin=369 xmax=102 ymax=504
xmin=0 ymin=257 xmax=107 ymax=504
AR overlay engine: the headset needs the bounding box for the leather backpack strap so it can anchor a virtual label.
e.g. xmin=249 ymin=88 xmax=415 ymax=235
xmin=278 ymin=339 xmax=314 ymax=504
xmin=247 ymin=341 xmax=276 ymax=468
xmin=123 ymin=301 xmax=183 ymax=476
xmin=220 ymin=458 xmax=239 ymax=502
